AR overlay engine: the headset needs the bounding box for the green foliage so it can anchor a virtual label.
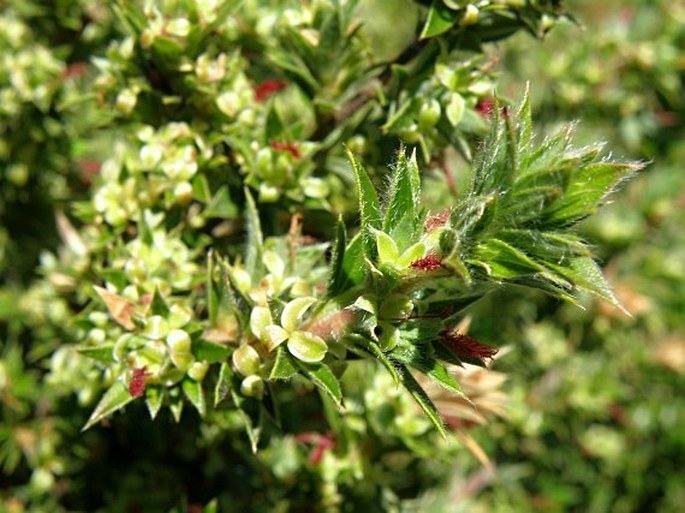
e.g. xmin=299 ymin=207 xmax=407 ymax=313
xmin=1 ymin=0 xmax=681 ymax=512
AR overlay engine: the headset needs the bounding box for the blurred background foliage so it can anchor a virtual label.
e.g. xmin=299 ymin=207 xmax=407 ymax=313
xmin=1 ymin=0 xmax=683 ymax=512
xmin=438 ymin=1 xmax=685 ymax=512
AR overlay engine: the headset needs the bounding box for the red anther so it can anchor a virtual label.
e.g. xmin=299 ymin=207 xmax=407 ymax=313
xmin=410 ymin=254 xmax=444 ymax=272
xmin=270 ymin=140 xmax=302 ymax=159
xmin=253 ymin=80 xmax=287 ymax=102
xmin=294 ymin=432 xmax=336 ymax=465
xmin=129 ymin=367 xmax=151 ymax=398
xmin=476 ymin=97 xmax=495 ymax=117
xmin=441 ymin=330 xmax=498 ymax=362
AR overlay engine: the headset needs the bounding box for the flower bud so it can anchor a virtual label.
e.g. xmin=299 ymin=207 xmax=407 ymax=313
xmin=187 ymin=360 xmax=209 ymax=382
xmin=173 ymin=181 xmax=193 ymax=205
xmin=166 ymin=18 xmax=191 ymax=38
xmin=287 ymin=331 xmax=327 ymax=363
xmin=232 ymin=344 xmax=261 ymax=376
xmin=217 ymin=91 xmax=241 ymax=117
xmin=241 ymin=375 xmax=265 ymax=400
xmin=166 ymin=329 xmax=191 ymax=354
xmin=116 ymin=88 xmax=138 ymax=115
xmin=418 ymin=99 xmax=441 ymax=130
xmin=302 ymin=177 xmax=329 ymax=199
xmin=259 ymin=183 xmax=280 ymax=203
xmin=460 ymin=5 xmax=479 ymax=26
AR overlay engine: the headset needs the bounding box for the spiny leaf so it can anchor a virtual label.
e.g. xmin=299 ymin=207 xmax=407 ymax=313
xmin=83 ymin=380 xmax=134 ymax=430
xmin=550 ymin=257 xmax=628 ymax=314
xmin=543 ymin=160 xmax=643 ymax=227
xmin=326 ymin=216 xmax=348 ymax=297
xmin=402 ymin=355 xmax=462 ymax=395
xmin=346 ymin=148 xmax=382 ymax=262
xmin=341 ymin=233 xmax=366 ymax=287
xmin=149 ymin=288 xmax=169 ymax=317
xmin=170 ymin=395 xmax=184 ymax=423
xmin=231 ymin=390 xmax=261 ymax=453
xmin=383 ymin=150 xmax=419 ymax=232
xmin=206 ymin=250 xmax=219 ymax=325
xmin=344 ymin=333 xmax=400 ymax=385
xmin=76 ymin=344 xmax=115 ymax=363
xmin=420 ymin=0 xmax=457 ymax=39
xmin=205 ymin=186 xmax=237 ymax=219
xmin=145 ymin=386 xmax=165 ymax=420
xmin=214 ymin=361 xmax=233 ymax=406
xmin=472 ymin=238 xmax=548 ymax=278
xmin=244 ymin=188 xmax=264 ymax=277
xmin=497 ymin=229 xmax=591 ymax=260
xmin=297 ymin=361 xmax=343 ymax=408
xmin=270 ymin=346 xmax=299 ymax=380
xmin=182 ymin=379 xmax=206 ymax=417
xmin=394 ymin=361 xmax=447 ymax=438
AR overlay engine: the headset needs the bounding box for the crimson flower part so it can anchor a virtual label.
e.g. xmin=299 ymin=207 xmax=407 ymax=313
xmin=410 ymin=254 xmax=444 ymax=272
xmin=129 ymin=367 xmax=151 ymax=398
xmin=270 ymin=141 xmax=302 ymax=159
xmin=253 ymin=79 xmax=287 ymax=102
xmin=441 ymin=331 xmax=498 ymax=362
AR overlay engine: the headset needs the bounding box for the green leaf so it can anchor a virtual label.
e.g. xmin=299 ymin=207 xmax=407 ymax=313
xmin=202 ymin=499 xmax=218 ymax=513
xmin=375 ymin=229 xmax=399 ymax=264
xmin=269 ymin=346 xmax=299 ymax=380
xmin=473 ymin=238 xmax=548 ymax=278
xmin=327 ymin=217 xmax=348 ymax=297
xmin=149 ymin=288 xmax=169 ymax=317
xmin=346 ymin=148 xmax=382 ymax=262
xmin=497 ymin=229 xmax=590 ymax=261
xmin=145 ymin=386 xmax=165 ymax=420
xmin=192 ymin=338 xmax=231 ymax=363
xmin=244 ymin=188 xmax=264 ymax=277
xmin=551 ymin=257 xmax=627 ymax=313
xmin=182 ymin=379 xmax=206 ymax=417
xmin=214 ymin=362 xmax=233 ymax=406
xmin=383 ymin=150 xmax=419 ymax=234
xmin=231 ymin=390 xmax=261 ymax=453
xmin=296 ymin=361 xmax=343 ymax=408
xmin=169 ymin=394 xmax=184 ymax=423
xmin=344 ymin=333 xmax=400 ymax=385
xmin=420 ymin=0 xmax=457 ymax=39
xmin=76 ymin=344 xmax=115 ymax=363
xmin=395 ymin=362 xmax=447 ymax=438
xmin=83 ymin=381 xmax=134 ymax=430
xmin=422 ymin=359 xmax=462 ymax=395
xmin=341 ymin=233 xmax=366 ymax=287
xmin=205 ymin=186 xmax=237 ymax=219
xmin=543 ymin=161 xmax=642 ymax=227
xmin=446 ymin=92 xmax=466 ymax=126
xmin=206 ymin=250 xmax=219 ymax=325
xmin=264 ymin=106 xmax=285 ymax=142
xmin=192 ymin=174 xmax=211 ymax=203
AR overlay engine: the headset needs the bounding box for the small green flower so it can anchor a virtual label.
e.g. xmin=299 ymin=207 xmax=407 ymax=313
xmin=255 ymin=297 xmax=328 ymax=363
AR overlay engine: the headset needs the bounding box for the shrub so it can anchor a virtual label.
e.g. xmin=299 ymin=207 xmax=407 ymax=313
xmin=4 ymin=1 xmax=676 ymax=512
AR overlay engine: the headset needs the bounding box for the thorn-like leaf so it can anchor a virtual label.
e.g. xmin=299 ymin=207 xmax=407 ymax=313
xmin=346 ymin=147 xmax=382 ymax=263
xmin=83 ymin=381 xmax=134 ymax=430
